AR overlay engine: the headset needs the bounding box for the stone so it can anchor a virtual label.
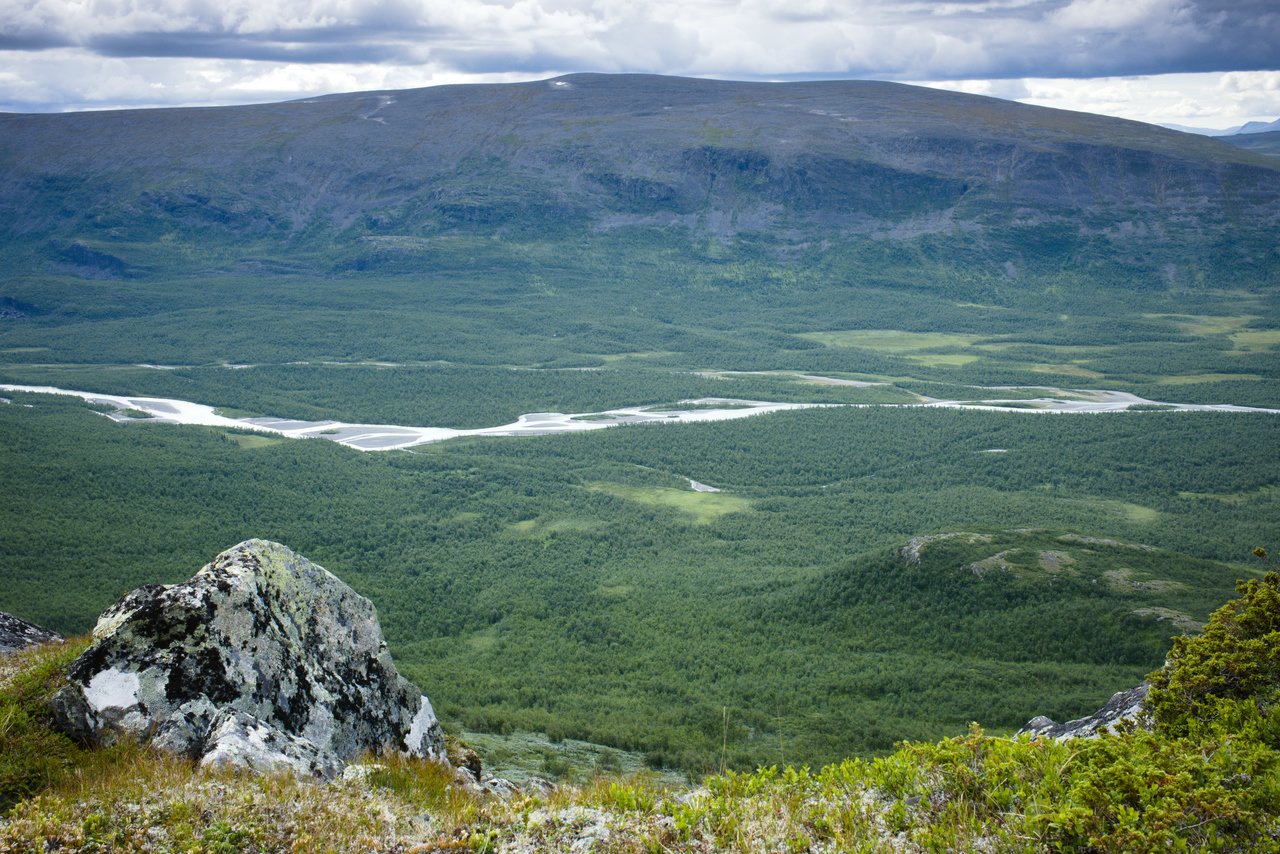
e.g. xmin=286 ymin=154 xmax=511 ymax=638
xmin=445 ymin=737 xmax=483 ymax=783
xmin=0 ymin=611 xmax=62 ymax=656
xmin=482 ymin=777 xmax=523 ymax=799
xmin=55 ymin=539 xmax=445 ymax=778
xmin=200 ymin=709 xmax=345 ymax=781
xmin=1018 ymin=683 xmax=1150 ymax=740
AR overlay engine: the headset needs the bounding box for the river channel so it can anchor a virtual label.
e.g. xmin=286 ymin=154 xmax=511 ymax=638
xmin=3 ymin=383 xmax=1276 ymax=452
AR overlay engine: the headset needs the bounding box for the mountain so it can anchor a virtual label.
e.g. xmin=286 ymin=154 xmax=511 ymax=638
xmin=1224 ymin=118 xmax=1280 ymax=135
xmin=2 ymin=73 xmax=1278 ymax=285
xmin=1163 ymin=118 xmax=1280 ymax=136
xmin=1223 ymin=129 xmax=1280 ymax=157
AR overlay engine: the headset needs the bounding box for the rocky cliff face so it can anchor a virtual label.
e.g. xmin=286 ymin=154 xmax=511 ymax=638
xmin=51 ymin=539 xmax=444 ymax=780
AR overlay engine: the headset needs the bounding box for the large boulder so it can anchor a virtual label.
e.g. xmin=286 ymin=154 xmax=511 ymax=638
xmin=0 ymin=611 xmax=62 ymax=656
xmin=51 ymin=539 xmax=444 ymax=780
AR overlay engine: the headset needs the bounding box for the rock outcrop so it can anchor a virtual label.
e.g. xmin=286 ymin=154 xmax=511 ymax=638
xmin=0 ymin=611 xmax=62 ymax=656
xmin=51 ymin=539 xmax=444 ymax=780
xmin=1018 ymin=683 xmax=1150 ymax=740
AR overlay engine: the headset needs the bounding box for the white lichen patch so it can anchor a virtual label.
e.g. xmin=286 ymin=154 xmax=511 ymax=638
xmin=1058 ymin=534 xmax=1157 ymax=551
xmin=407 ymin=698 xmax=441 ymax=757
xmin=1104 ymin=568 xmax=1186 ymax=594
xmin=901 ymin=532 xmax=992 ymax=565
xmin=84 ymin=667 xmax=141 ymax=711
xmin=1130 ymin=607 xmax=1203 ymax=633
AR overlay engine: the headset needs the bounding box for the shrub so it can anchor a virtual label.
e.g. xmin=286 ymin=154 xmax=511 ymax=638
xmin=1147 ymin=570 xmax=1280 ymax=741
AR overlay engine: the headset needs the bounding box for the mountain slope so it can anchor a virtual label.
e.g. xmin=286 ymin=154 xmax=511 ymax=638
xmin=2 ymin=74 xmax=1278 ymax=278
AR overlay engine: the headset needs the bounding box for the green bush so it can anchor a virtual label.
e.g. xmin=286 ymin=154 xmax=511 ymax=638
xmin=1147 ymin=568 xmax=1280 ymax=741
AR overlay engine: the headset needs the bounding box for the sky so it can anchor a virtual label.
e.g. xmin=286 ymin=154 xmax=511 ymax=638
xmin=1 ymin=0 xmax=1278 ymax=130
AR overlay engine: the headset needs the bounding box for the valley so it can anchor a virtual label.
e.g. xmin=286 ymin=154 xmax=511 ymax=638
xmin=2 ymin=73 xmax=1279 ymax=777
xmin=2 ymin=382 xmax=1275 ymax=773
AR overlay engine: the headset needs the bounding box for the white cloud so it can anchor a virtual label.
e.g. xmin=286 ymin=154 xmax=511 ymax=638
xmin=0 ymin=0 xmax=1277 ymax=118
xmin=919 ymin=71 xmax=1280 ymax=128
xmin=1050 ymin=0 xmax=1194 ymax=31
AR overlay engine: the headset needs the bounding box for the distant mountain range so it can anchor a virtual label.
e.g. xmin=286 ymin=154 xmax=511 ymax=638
xmin=1161 ymin=118 xmax=1280 ymax=137
xmin=2 ymin=73 xmax=1278 ymax=285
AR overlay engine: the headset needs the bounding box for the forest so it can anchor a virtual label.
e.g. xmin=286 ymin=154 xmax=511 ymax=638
xmin=1 ymin=388 xmax=1274 ymax=773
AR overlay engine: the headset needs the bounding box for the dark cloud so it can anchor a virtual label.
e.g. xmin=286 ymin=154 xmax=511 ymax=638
xmin=1 ymin=0 xmax=1276 ymax=79
xmin=84 ymin=30 xmax=430 ymax=65
xmin=0 ymin=31 xmax=74 ymax=50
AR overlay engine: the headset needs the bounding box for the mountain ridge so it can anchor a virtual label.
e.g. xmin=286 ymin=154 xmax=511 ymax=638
xmin=3 ymin=73 xmax=1278 ymax=280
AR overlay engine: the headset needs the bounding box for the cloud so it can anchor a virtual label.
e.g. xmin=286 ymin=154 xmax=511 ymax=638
xmin=924 ymin=71 xmax=1280 ymax=127
xmin=3 ymin=0 xmax=1277 ymax=77
xmin=0 ymin=0 xmax=1276 ymax=116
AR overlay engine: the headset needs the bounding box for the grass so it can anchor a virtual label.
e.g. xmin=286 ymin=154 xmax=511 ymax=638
xmin=1141 ymin=314 xmax=1280 ymax=353
xmin=640 ymin=402 xmax=756 ymax=412
xmin=1156 ymin=373 xmax=1262 ymax=384
xmin=1178 ymin=484 xmax=1280 ymax=503
xmin=1143 ymin=314 xmax=1259 ymax=336
xmin=1228 ymin=330 xmax=1280 ymax=351
xmin=585 ymin=482 xmax=752 ymax=524
xmin=459 ymin=730 xmax=682 ymax=787
xmin=797 ymin=330 xmax=985 ymax=351
xmin=223 ymin=432 xmax=284 ymax=448
xmin=1032 ymin=363 xmax=1105 ymax=378
xmin=1062 ymin=498 xmax=1161 ymax=523
xmin=904 ymin=353 xmax=981 ymax=367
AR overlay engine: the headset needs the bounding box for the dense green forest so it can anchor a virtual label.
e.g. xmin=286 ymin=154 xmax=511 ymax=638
xmin=1 ymin=390 xmax=1273 ymax=772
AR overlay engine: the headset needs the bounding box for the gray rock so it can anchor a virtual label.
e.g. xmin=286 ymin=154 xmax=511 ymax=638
xmin=1018 ymin=683 xmax=1151 ymax=740
xmin=524 ymin=777 xmax=558 ymax=798
xmin=452 ymin=766 xmax=483 ymax=795
xmin=56 ymin=539 xmax=445 ymax=777
xmin=200 ymin=709 xmax=345 ymax=781
xmin=482 ymin=776 xmax=524 ymax=799
xmin=0 ymin=611 xmax=62 ymax=656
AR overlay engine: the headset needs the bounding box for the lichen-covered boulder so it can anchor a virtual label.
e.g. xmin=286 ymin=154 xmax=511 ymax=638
xmin=53 ymin=540 xmax=444 ymax=779
xmin=0 ymin=611 xmax=62 ymax=656
xmin=200 ymin=709 xmax=345 ymax=780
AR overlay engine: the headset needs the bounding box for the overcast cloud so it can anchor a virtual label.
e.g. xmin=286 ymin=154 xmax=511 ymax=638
xmin=1 ymin=0 xmax=1277 ymax=127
